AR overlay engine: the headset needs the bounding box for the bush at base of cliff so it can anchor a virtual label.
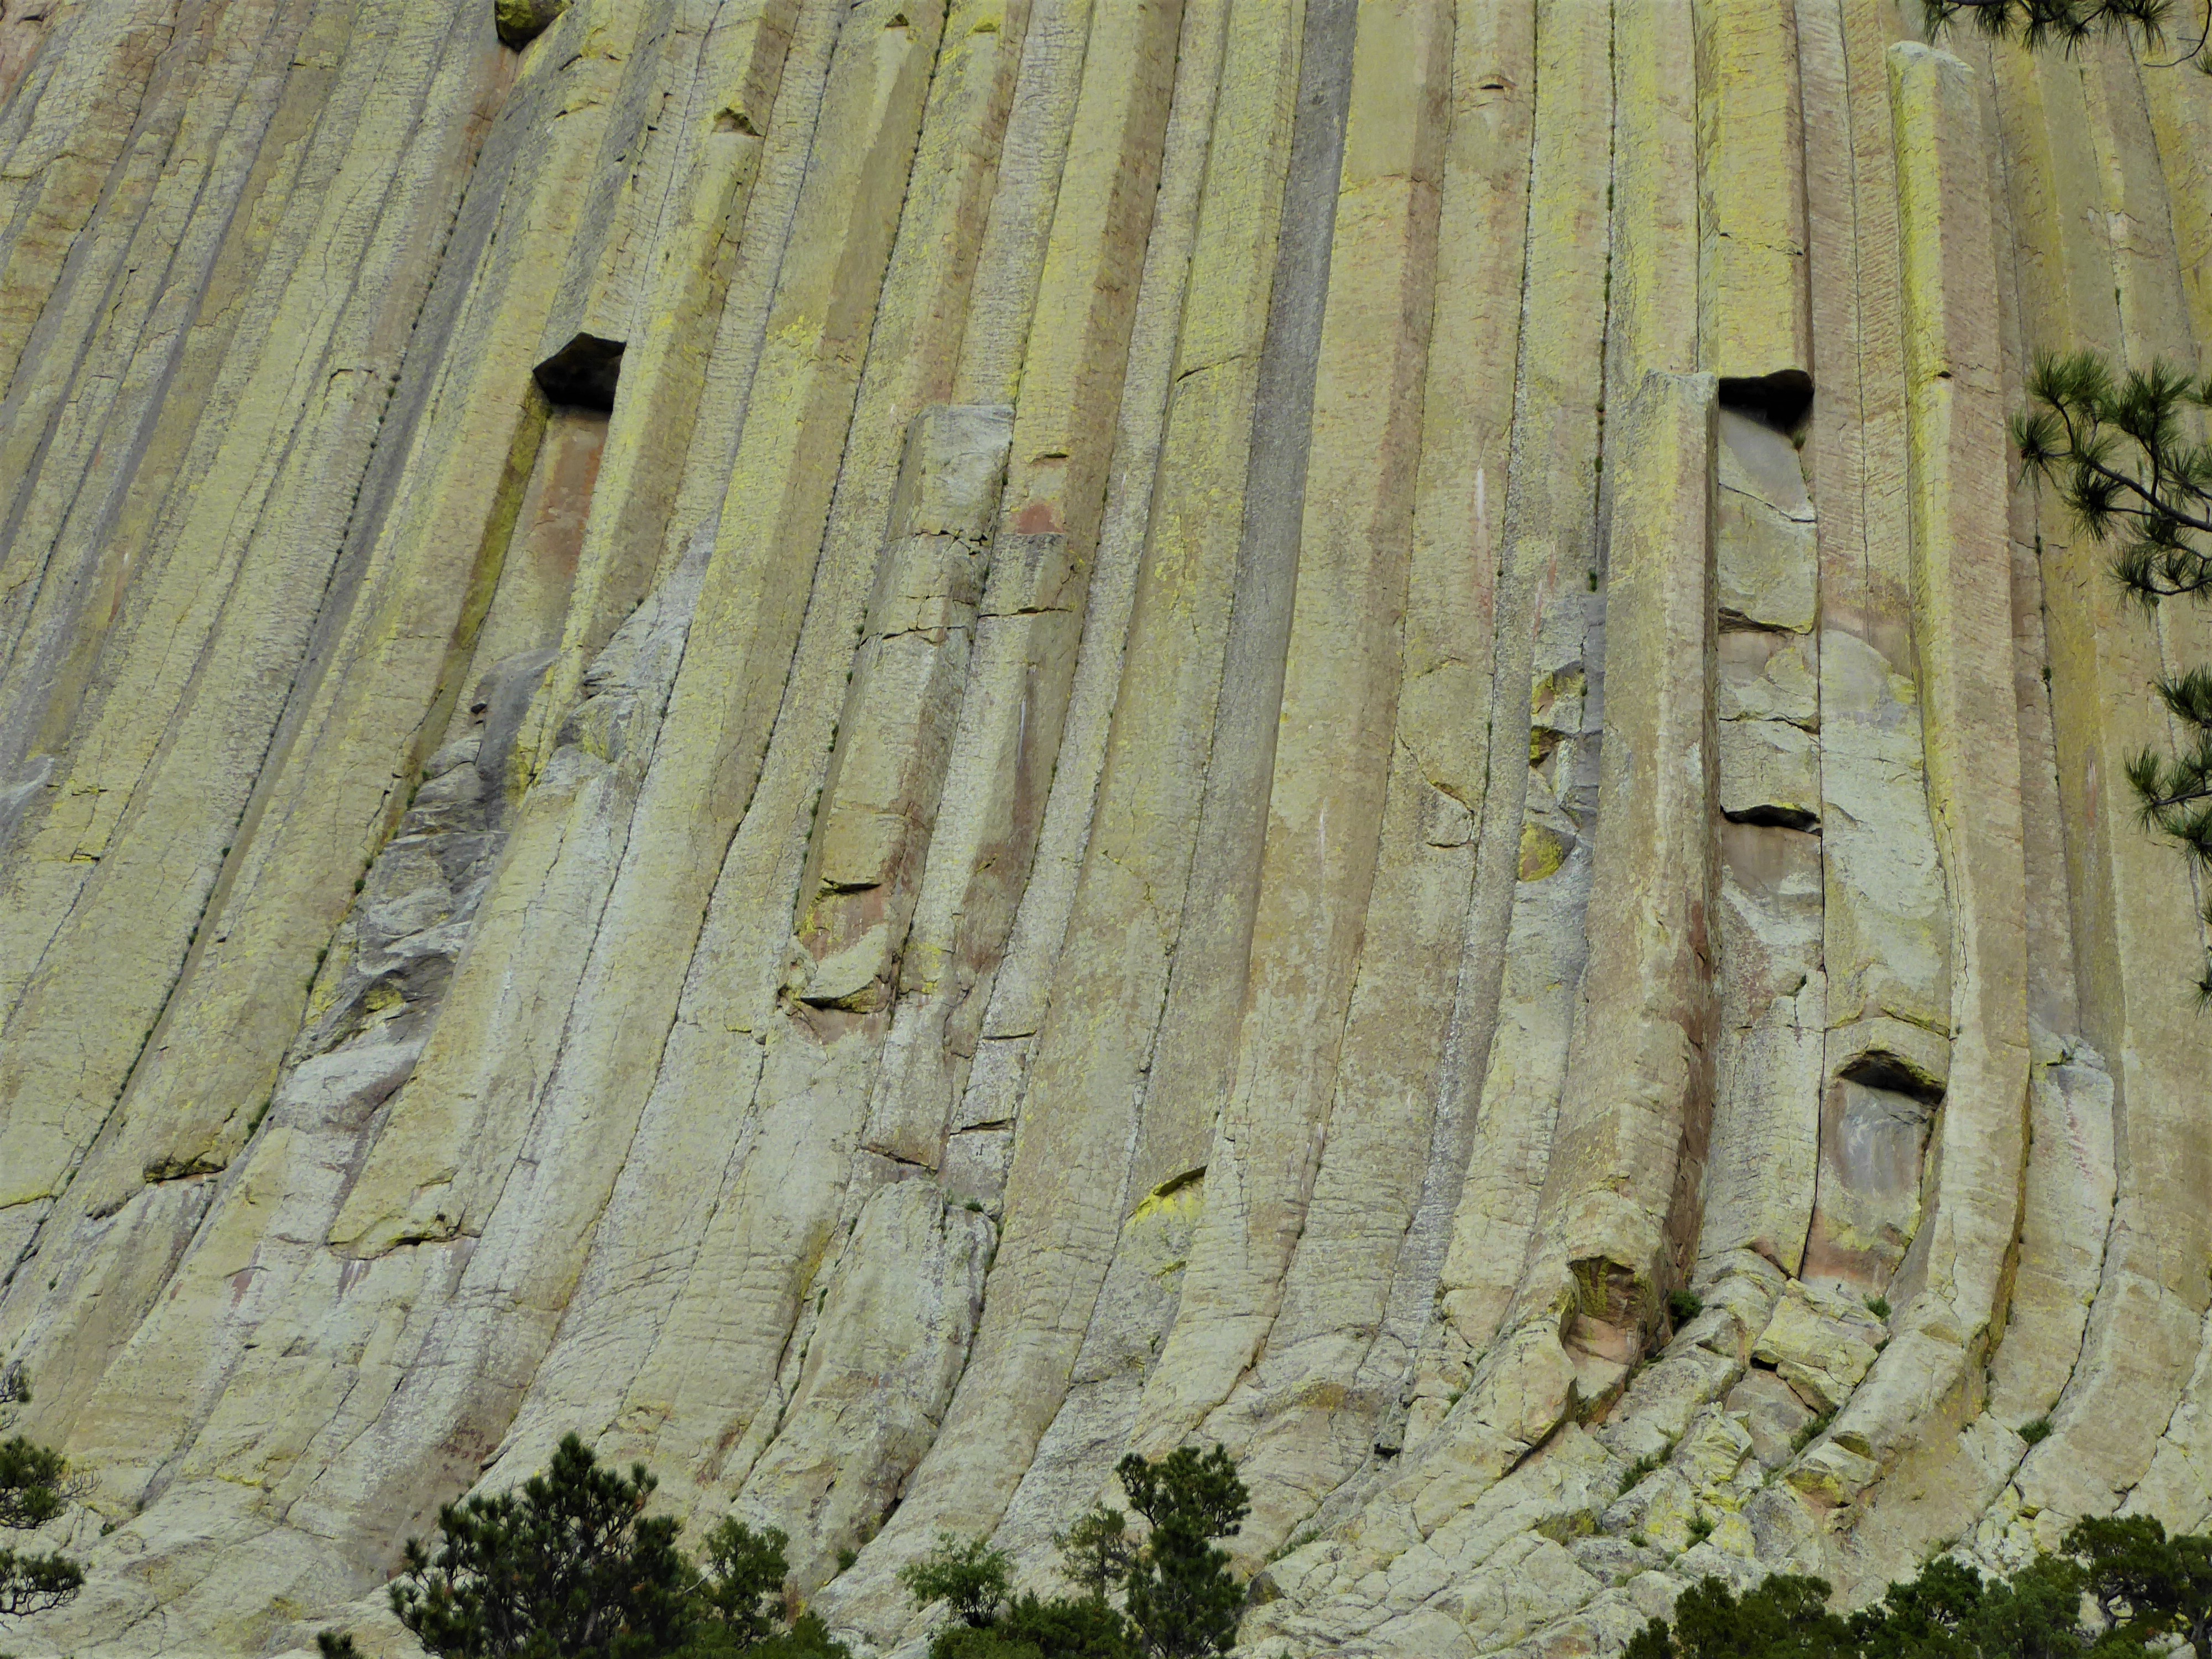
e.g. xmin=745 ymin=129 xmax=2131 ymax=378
xmin=904 ymin=1446 xmax=1249 ymax=1659
xmin=389 ymin=1434 xmax=845 ymax=1659
xmin=676 ymin=1610 xmax=849 ymax=1659
xmin=1625 ymin=1514 xmax=2212 ymax=1659
xmin=931 ymin=1594 xmax=1137 ymax=1659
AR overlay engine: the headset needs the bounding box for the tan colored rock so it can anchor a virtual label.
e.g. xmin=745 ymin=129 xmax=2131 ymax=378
xmin=1694 ymin=0 xmax=1812 ymax=389
xmin=1718 ymin=721 xmax=1820 ymax=827
xmin=1752 ymin=1284 xmax=1884 ymax=1412
xmin=7 ymin=0 xmax=2212 ymax=1650
xmin=1715 ymin=412 xmax=1818 ymax=634
xmin=1511 ymin=368 xmax=1718 ymax=1368
xmin=1729 ymin=1370 xmax=1817 ymax=1470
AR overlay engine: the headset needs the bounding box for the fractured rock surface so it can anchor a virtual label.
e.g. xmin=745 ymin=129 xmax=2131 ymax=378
xmin=0 ymin=3 xmax=2209 ymax=1656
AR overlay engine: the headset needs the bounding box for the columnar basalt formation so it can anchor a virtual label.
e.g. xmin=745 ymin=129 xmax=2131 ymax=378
xmin=1 ymin=3 xmax=2209 ymax=1656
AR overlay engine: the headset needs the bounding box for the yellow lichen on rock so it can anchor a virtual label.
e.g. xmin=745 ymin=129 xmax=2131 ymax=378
xmin=6 ymin=3 xmax=2212 ymax=1654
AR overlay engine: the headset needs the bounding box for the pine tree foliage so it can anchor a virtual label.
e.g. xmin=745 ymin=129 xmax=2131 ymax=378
xmin=1114 ymin=1449 xmax=1249 ymax=1659
xmin=691 ymin=1520 xmax=795 ymax=1649
xmin=2016 ymin=352 xmax=2212 ymax=599
xmin=1625 ymin=1515 xmax=2212 ymax=1659
xmin=0 ymin=1434 xmax=84 ymax=1623
xmin=1924 ymin=0 xmax=2212 ymax=66
xmin=2015 ymin=349 xmax=2212 ymax=998
xmin=902 ymin=1447 xmax=1249 ymax=1659
xmin=0 ymin=1440 xmax=67 ymax=1531
xmin=391 ymin=1435 xmax=696 ymax=1658
xmin=1055 ymin=1507 xmax=1135 ymax=1603
xmin=0 ymin=1547 xmax=82 ymax=1620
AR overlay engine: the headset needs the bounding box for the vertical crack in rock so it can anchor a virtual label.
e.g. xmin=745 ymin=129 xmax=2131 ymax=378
xmin=7 ymin=0 xmax=2212 ymax=1650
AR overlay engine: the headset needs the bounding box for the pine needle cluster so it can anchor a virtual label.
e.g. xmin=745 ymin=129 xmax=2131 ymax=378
xmin=2016 ymin=350 xmax=2212 ymax=1000
xmin=384 ymin=1434 xmax=844 ymax=1659
xmin=1627 ymin=1515 xmax=2212 ymax=1659
xmin=1924 ymin=0 xmax=2212 ymax=67
xmin=901 ymin=1446 xmax=1251 ymax=1659
xmin=0 ymin=1432 xmax=85 ymax=1623
xmin=2016 ymin=352 xmax=2212 ymax=600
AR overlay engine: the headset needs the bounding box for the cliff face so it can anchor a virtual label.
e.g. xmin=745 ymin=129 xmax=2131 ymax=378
xmin=0 ymin=0 xmax=2208 ymax=1653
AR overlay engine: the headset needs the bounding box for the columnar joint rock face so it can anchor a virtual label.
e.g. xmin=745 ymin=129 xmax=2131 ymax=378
xmin=0 ymin=5 xmax=2208 ymax=1657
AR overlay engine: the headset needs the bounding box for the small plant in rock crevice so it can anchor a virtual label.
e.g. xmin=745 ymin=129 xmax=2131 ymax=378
xmin=1791 ymin=1411 xmax=1837 ymax=1454
xmin=1618 ymin=1452 xmax=1666 ymax=1497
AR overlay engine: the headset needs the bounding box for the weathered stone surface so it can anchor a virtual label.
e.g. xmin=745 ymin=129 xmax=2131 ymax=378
xmin=1715 ymin=413 xmax=1819 ymax=634
xmin=1752 ymin=1282 xmax=1885 ymax=1412
xmin=3 ymin=9 xmax=2211 ymax=1656
xmin=1718 ymin=720 xmax=1820 ymax=827
xmin=1729 ymin=1370 xmax=1817 ymax=1470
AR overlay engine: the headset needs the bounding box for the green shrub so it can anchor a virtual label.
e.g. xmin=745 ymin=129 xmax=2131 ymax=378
xmin=900 ymin=1535 xmax=1014 ymax=1630
xmin=998 ymin=1590 xmax=1138 ymax=1659
xmin=1625 ymin=1513 xmax=2212 ymax=1659
xmin=681 ymin=1610 xmax=848 ymax=1658
xmin=1791 ymin=1411 xmax=1834 ymax=1454
xmin=904 ymin=1447 xmax=1249 ymax=1659
xmin=1116 ymin=1447 xmax=1248 ymax=1659
xmin=1618 ymin=1452 xmax=1664 ymax=1496
xmin=930 ymin=1593 xmax=1135 ymax=1659
xmin=391 ymin=1434 xmax=694 ymax=1658
xmin=692 ymin=1520 xmax=792 ymax=1647
xmin=932 ymin=1629 xmax=1045 ymax=1659
xmin=391 ymin=1436 xmax=855 ymax=1658
xmin=1055 ymin=1506 xmax=1134 ymax=1601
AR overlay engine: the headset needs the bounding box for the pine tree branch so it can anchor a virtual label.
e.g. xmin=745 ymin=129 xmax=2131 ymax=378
xmin=1925 ymin=0 xmax=2212 ymax=65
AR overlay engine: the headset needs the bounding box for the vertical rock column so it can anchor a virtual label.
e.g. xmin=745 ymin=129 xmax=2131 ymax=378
xmin=0 ymin=0 xmax=514 ymax=1222
xmin=870 ymin=0 xmax=1188 ymax=1190
xmin=182 ymin=0 xmax=957 ymax=1569
xmin=941 ymin=0 xmax=1236 ymax=1571
xmin=824 ymin=0 xmax=1308 ymax=1635
xmin=1691 ymin=0 xmax=1822 ymax=1280
xmin=1134 ymin=0 xmax=1451 ymax=1533
xmin=789 ymin=404 xmax=1014 ymax=1025
xmin=1695 ymin=0 xmax=1813 ymax=403
xmin=2108 ymin=19 xmax=2212 ymax=1536
xmin=2001 ymin=37 xmax=2212 ymax=1524
xmin=1430 ymin=0 xmax=1614 ymax=1373
xmin=1514 ymin=369 xmax=1722 ymax=1396
xmin=1248 ymin=371 xmax=1719 ymax=1656
xmin=1796 ymin=0 xmax=1955 ymax=1308
xmin=1973 ymin=28 xmax=2114 ymax=1452
xmin=525 ymin=0 xmax=806 ymax=765
xmin=1346 ymin=0 xmax=1540 ymax=1459
xmin=1702 ymin=407 xmax=1824 ymax=1275
xmin=1803 ymin=45 xmax=2029 ymax=1575
xmin=495 ymin=0 xmax=1026 ymax=1516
